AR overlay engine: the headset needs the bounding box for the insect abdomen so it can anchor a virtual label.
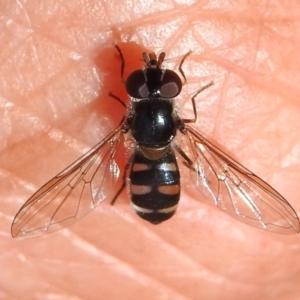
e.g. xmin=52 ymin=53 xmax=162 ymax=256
xmin=129 ymin=147 xmax=180 ymax=224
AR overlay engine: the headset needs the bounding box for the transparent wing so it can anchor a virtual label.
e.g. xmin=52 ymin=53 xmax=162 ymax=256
xmin=11 ymin=126 xmax=127 ymax=239
xmin=181 ymin=125 xmax=299 ymax=234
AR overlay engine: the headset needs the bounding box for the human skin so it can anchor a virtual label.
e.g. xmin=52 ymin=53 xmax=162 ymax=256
xmin=1 ymin=1 xmax=300 ymax=299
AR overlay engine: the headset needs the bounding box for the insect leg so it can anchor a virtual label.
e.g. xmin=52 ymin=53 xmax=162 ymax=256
xmin=174 ymin=141 xmax=211 ymax=191
xmin=114 ymin=45 xmax=125 ymax=83
xmin=182 ymin=81 xmax=214 ymax=124
xmin=110 ymin=156 xmax=132 ymax=205
xmin=109 ymin=92 xmax=127 ymax=108
xmin=110 ymin=179 xmax=126 ymax=206
xmin=173 ymin=142 xmax=194 ymax=170
xmin=178 ymin=51 xmax=192 ymax=85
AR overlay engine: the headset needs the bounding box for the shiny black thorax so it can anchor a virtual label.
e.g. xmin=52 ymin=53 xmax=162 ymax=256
xmin=131 ymin=99 xmax=176 ymax=148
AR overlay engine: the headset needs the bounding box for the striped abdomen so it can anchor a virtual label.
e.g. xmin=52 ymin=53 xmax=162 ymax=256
xmin=129 ymin=146 xmax=180 ymax=224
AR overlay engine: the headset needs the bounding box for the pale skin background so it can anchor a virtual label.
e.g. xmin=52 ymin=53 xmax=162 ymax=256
xmin=1 ymin=1 xmax=300 ymax=299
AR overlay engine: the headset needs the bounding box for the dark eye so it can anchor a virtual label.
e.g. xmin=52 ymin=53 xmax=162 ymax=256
xmin=160 ymin=70 xmax=182 ymax=98
xmin=126 ymin=70 xmax=149 ymax=98
xmin=125 ymin=69 xmax=182 ymax=99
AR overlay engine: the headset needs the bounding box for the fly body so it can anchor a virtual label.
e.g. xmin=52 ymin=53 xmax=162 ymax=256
xmin=11 ymin=46 xmax=300 ymax=238
xmin=126 ymin=52 xmax=182 ymax=223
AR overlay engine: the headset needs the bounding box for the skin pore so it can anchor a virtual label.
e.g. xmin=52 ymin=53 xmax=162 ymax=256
xmin=1 ymin=1 xmax=300 ymax=299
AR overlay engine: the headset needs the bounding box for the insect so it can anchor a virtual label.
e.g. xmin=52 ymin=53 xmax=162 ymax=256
xmin=11 ymin=46 xmax=299 ymax=238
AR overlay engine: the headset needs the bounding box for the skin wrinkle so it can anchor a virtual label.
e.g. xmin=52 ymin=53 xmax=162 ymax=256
xmin=112 ymin=211 xmax=211 ymax=271
xmin=238 ymin=108 xmax=279 ymax=147
xmin=67 ymin=235 xmax=190 ymax=300
xmin=200 ymin=52 xmax=300 ymax=163
xmin=50 ymin=227 xmax=192 ymax=298
xmin=209 ymin=72 xmax=229 ymax=137
xmin=1 ymin=1 xmax=300 ymax=299
xmin=65 ymin=218 xmax=253 ymax=297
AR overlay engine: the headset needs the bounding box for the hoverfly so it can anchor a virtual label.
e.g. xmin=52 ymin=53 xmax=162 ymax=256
xmin=11 ymin=46 xmax=299 ymax=238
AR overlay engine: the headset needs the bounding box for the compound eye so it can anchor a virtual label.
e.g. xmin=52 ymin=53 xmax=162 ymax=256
xmin=160 ymin=70 xmax=182 ymax=98
xmin=126 ymin=70 xmax=149 ymax=98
